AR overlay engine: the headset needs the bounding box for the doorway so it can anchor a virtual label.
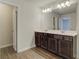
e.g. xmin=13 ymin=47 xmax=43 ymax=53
xmin=0 ymin=2 xmax=17 ymax=52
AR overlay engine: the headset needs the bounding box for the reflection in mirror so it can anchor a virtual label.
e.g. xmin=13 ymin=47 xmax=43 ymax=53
xmin=52 ymin=2 xmax=77 ymax=31
xmin=41 ymin=0 xmax=77 ymax=31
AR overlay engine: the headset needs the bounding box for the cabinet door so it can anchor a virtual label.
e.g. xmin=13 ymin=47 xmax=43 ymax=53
xmin=58 ymin=39 xmax=73 ymax=59
xmin=48 ymin=38 xmax=57 ymax=53
xmin=41 ymin=33 xmax=47 ymax=49
xmin=35 ymin=32 xmax=41 ymax=47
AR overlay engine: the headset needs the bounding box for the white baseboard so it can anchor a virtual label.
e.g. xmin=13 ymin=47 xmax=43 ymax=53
xmin=17 ymin=47 xmax=31 ymax=53
xmin=0 ymin=43 xmax=13 ymax=49
xmin=17 ymin=45 xmax=36 ymax=53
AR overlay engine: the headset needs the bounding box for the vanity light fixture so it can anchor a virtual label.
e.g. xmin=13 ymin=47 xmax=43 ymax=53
xmin=57 ymin=0 xmax=71 ymax=9
xmin=42 ymin=9 xmax=47 ymax=13
xmin=42 ymin=8 xmax=52 ymax=13
xmin=42 ymin=0 xmax=71 ymax=13
xmin=47 ymin=8 xmax=52 ymax=12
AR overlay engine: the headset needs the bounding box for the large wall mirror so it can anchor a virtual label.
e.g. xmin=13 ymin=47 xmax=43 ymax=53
xmin=41 ymin=0 xmax=77 ymax=31
xmin=52 ymin=2 xmax=77 ymax=31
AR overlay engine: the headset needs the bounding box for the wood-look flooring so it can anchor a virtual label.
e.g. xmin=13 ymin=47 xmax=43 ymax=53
xmin=0 ymin=46 xmax=62 ymax=59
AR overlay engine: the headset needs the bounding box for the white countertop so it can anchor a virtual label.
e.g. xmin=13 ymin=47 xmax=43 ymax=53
xmin=35 ymin=30 xmax=77 ymax=36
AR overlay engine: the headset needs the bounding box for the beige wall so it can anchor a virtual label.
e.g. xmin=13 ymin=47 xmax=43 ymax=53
xmin=40 ymin=12 xmax=53 ymax=31
xmin=0 ymin=3 xmax=13 ymax=48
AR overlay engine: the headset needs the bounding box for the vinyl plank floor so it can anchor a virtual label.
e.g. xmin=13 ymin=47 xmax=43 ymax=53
xmin=0 ymin=46 xmax=62 ymax=59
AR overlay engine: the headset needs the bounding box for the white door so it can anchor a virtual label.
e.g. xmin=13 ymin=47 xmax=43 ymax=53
xmin=13 ymin=7 xmax=17 ymax=51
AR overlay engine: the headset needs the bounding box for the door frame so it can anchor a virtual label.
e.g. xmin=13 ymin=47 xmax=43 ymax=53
xmin=0 ymin=1 xmax=18 ymax=52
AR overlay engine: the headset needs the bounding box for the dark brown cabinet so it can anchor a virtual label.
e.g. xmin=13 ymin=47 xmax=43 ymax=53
xmin=41 ymin=33 xmax=48 ymax=49
xmin=35 ymin=32 xmax=77 ymax=59
xmin=58 ymin=39 xmax=73 ymax=59
xmin=35 ymin=32 xmax=48 ymax=49
xmin=48 ymin=38 xmax=57 ymax=53
xmin=35 ymin=32 xmax=42 ymax=47
xmin=47 ymin=34 xmax=58 ymax=53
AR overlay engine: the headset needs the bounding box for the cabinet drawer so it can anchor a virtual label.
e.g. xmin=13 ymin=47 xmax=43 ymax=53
xmin=54 ymin=35 xmax=63 ymax=39
xmin=47 ymin=34 xmax=54 ymax=38
xmin=64 ymin=36 xmax=73 ymax=41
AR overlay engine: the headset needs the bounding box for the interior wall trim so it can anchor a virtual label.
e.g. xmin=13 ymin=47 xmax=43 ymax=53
xmin=0 ymin=43 xmax=13 ymax=49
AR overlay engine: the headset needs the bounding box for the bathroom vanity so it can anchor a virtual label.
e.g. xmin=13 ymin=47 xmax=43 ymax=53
xmin=35 ymin=30 xmax=77 ymax=59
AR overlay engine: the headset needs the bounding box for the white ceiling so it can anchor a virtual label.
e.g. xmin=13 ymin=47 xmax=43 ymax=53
xmin=25 ymin=0 xmax=77 ymax=7
xmin=25 ymin=0 xmax=56 ymax=6
xmin=26 ymin=0 xmax=54 ymax=3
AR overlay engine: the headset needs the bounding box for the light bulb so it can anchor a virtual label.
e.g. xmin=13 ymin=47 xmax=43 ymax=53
xmin=42 ymin=8 xmax=52 ymax=13
xmin=46 ymin=8 xmax=52 ymax=12
xmin=42 ymin=9 xmax=47 ymax=13
xmin=57 ymin=4 xmax=62 ymax=9
xmin=61 ymin=3 xmax=66 ymax=8
xmin=65 ymin=1 xmax=71 ymax=6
